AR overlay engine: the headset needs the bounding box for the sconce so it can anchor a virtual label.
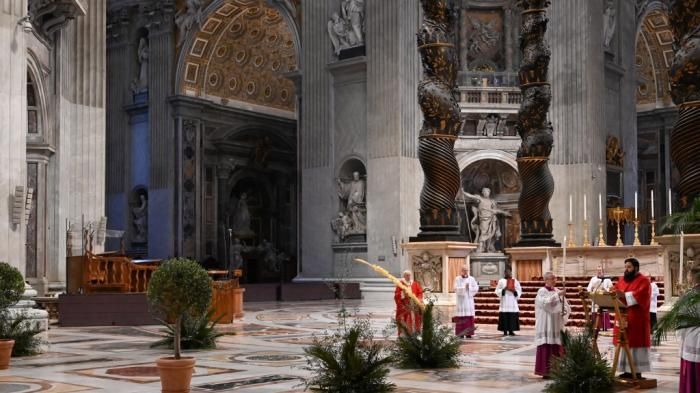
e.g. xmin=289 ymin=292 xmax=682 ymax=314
xmin=12 ymin=186 xmax=24 ymax=226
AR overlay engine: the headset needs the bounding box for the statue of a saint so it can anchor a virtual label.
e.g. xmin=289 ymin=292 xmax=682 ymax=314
xmin=341 ymin=0 xmax=364 ymax=44
xmin=349 ymin=204 xmax=366 ymax=234
xmin=462 ymin=187 xmax=511 ymax=253
xmin=130 ymin=38 xmax=149 ymax=95
xmin=327 ymin=12 xmax=356 ymax=55
xmin=603 ymin=0 xmax=617 ymax=48
xmin=232 ymin=193 xmax=254 ymax=237
xmin=336 ymin=171 xmax=366 ymax=211
xmin=132 ymin=193 xmax=148 ymax=243
xmin=175 ymin=0 xmax=204 ymax=47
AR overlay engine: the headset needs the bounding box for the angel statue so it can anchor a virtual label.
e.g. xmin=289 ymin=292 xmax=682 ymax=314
xmin=468 ymin=17 xmax=500 ymax=54
xmin=327 ymin=12 xmax=357 ymax=55
xmin=175 ymin=0 xmax=204 ymax=47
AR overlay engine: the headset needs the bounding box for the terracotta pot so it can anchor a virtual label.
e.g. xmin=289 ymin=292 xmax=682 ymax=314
xmin=0 ymin=339 xmax=15 ymax=370
xmin=156 ymin=356 xmax=196 ymax=393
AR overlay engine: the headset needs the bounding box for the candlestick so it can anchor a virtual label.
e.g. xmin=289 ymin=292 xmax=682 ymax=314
xmin=616 ymin=219 xmax=623 ymax=246
xmin=562 ymin=237 xmax=567 ymax=277
xmin=635 ymin=191 xmax=638 ymax=220
xmin=583 ymin=194 xmax=587 ymax=219
xmin=598 ymin=193 xmax=602 ymax=221
xmin=567 ymin=223 xmax=576 ymax=247
xmin=569 ymin=194 xmax=573 ymax=223
xmin=582 ymin=219 xmax=591 ymax=247
xmin=597 ymin=221 xmax=606 ymax=247
xmin=669 ymin=188 xmax=673 ymax=215
xmin=651 ymin=190 xmax=655 ymax=219
xmin=633 ymin=220 xmax=641 ymax=246
xmin=650 ymin=219 xmax=658 ymax=246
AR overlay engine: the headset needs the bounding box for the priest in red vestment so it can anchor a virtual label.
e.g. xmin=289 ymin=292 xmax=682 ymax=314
xmin=613 ymin=258 xmax=651 ymax=379
xmin=394 ymin=270 xmax=424 ymax=335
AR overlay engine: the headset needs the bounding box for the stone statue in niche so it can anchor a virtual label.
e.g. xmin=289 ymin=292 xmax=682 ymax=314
xmin=331 ymin=170 xmax=367 ymax=241
xmin=232 ymin=192 xmax=254 ymax=238
xmin=131 ymin=192 xmax=148 ymax=243
xmin=342 ymin=0 xmax=364 ymax=44
xmin=412 ymin=251 xmax=442 ymax=292
xmin=603 ymin=0 xmax=617 ymax=48
xmin=349 ymin=204 xmax=366 ymax=234
xmin=336 ymin=171 xmax=366 ymax=211
xmin=175 ymin=0 xmax=203 ymax=47
xmin=330 ymin=211 xmax=353 ymax=241
xmin=130 ymin=37 xmax=149 ymax=95
xmin=327 ymin=12 xmax=357 ymax=55
xmin=462 ymin=187 xmax=511 ymax=253
xmin=257 ymin=239 xmax=288 ymax=274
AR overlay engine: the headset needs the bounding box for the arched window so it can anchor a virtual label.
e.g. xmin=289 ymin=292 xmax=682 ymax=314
xmin=27 ymin=71 xmax=40 ymax=134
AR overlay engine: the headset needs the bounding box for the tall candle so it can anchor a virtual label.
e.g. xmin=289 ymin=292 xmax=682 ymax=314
xmin=569 ymin=195 xmax=573 ymax=223
xmin=669 ymin=188 xmax=673 ymax=215
xmin=634 ymin=191 xmax=638 ymax=220
xmin=583 ymin=194 xmax=587 ymax=219
xmin=651 ymin=190 xmax=655 ymax=219
xmin=598 ymin=193 xmax=602 ymax=221
xmin=562 ymin=237 xmax=567 ymax=276
xmin=680 ymin=231 xmax=685 ymax=285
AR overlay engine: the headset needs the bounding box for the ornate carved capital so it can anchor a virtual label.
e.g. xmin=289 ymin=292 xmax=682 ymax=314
xmin=29 ymin=0 xmax=86 ymax=42
xmin=107 ymin=7 xmax=131 ymax=47
xmin=144 ymin=0 xmax=176 ymax=35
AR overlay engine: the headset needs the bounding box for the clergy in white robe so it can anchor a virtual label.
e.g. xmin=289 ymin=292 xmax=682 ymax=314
xmin=534 ymin=272 xmax=571 ymax=377
xmin=650 ymin=276 xmax=659 ymax=331
xmin=587 ymin=266 xmax=613 ymax=330
xmin=678 ymin=266 xmax=700 ymax=393
xmin=495 ymin=269 xmax=521 ymax=336
xmin=453 ymin=266 xmax=479 ymax=338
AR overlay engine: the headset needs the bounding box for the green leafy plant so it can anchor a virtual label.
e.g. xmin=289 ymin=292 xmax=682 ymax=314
xmin=303 ymin=308 xmax=395 ymax=393
xmin=0 ymin=262 xmax=24 ymax=313
xmin=151 ymin=309 xmax=224 ymax=350
xmin=0 ymin=313 xmax=43 ymax=357
xmin=661 ymin=196 xmax=700 ymax=234
xmin=653 ymin=284 xmax=700 ymax=346
xmin=147 ymin=258 xmax=212 ymax=359
xmin=391 ymin=303 xmax=461 ymax=369
xmin=544 ymin=328 xmax=614 ymax=393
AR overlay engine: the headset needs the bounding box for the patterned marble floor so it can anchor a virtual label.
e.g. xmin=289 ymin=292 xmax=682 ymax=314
xmin=0 ymin=299 xmax=683 ymax=393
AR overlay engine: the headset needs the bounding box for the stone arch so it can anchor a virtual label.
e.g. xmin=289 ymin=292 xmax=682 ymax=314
xmin=457 ymin=150 xmax=517 ymax=173
xmin=26 ymin=51 xmax=49 ymax=140
xmin=635 ymin=6 xmax=674 ymax=110
xmin=174 ymin=0 xmax=300 ymax=115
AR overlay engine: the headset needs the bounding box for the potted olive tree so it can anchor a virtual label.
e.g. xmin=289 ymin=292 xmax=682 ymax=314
xmin=147 ymin=258 xmax=212 ymax=393
xmin=0 ymin=262 xmax=25 ymax=369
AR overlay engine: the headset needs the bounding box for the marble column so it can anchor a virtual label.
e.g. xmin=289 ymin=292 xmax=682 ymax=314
xmin=54 ymin=0 xmax=107 ymax=284
xmin=547 ymin=0 xmax=607 ymax=245
xmin=0 ymin=0 xmax=29 ymax=272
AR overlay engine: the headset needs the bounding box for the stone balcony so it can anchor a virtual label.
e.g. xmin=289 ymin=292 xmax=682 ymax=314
xmin=458 ymin=86 xmax=522 ymax=114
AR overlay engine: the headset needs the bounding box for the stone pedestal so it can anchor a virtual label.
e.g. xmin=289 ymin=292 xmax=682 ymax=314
xmin=4 ymin=283 xmax=49 ymax=352
xmin=332 ymin=242 xmax=369 ymax=279
xmin=401 ymin=242 xmax=477 ymax=305
xmin=470 ymin=253 xmax=508 ymax=287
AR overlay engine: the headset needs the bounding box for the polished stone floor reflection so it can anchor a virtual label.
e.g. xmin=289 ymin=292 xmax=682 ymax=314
xmin=0 ymin=299 xmax=682 ymax=392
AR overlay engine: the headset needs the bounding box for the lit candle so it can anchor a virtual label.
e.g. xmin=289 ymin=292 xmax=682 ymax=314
xmin=562 ymin=237 xmax=567 ymax=276
xmin=634 ymin=191 xmax=638 ymax=220
xmin=569 ymin=195 xmax=573 ymax=223
xmin=598 ymin=193 xmax=602 ymax=221
xmin=669 ymin=188 xmax=673 ymax=216
xmin=651 ymin=190 xmax=655 ymax=219
xmin=583 ymin=194 xmax=587 ymax=220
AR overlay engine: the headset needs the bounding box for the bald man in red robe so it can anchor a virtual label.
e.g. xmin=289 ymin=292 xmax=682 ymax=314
xmin=613 ymin=258 xmax=651 ymax=379
xmin=394 ymin=270 xmax=423 ymax=335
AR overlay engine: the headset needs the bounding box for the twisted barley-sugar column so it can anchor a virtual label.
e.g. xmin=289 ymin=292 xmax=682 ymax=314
xmin=414 ymin=0 xmax=463 ymax=240
xmin=515 ymin=0 xmax=558 ymax=246
xmin=669 ymin=2 xmax=700 ymax=208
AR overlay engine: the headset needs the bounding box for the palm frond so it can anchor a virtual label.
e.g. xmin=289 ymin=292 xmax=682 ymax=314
xmin=150 ymin=309 xmax=223 ymax=350
xmin=545 ymin=329 xmax=614 ymax=393
xmin=661 ymin=197 xmax=700 ymax=234
xmin=653 ymin=288 xmax=700 ymax=346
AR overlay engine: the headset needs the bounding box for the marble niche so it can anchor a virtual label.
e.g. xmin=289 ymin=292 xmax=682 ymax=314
xmin=331 ymin=159 xmax=368 ymax=279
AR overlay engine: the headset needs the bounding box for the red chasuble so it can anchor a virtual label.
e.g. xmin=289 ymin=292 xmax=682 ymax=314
xmin=613 ymin=273 xmax=651 ymax=349
xmin=394 ymin=280 xmax=424 ymax=335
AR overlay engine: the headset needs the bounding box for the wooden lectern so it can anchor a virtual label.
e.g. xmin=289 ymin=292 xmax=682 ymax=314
xmin=583 ymin=290 xmax=657 ymax=389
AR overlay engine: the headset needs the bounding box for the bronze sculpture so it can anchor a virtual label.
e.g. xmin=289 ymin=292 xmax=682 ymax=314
xmin=515 ymin=0 xmax=558 ymax=246
xmin=412 ymin=0 xmax=464 ymax=241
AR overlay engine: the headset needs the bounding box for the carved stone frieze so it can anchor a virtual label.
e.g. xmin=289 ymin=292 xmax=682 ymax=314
xmin=412 ymin=251 xmax=442 ymax=292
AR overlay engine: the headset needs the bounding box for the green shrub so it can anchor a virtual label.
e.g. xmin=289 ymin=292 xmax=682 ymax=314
xmin=661 ymin=196 xmax=700 ymax=234
xmin=303 ymin=309 xmax=395 ymax=392
xmin=653 ymin=286 xmax=700 ymax=346
xmin=147 ymin=258 xmax=212 ymax=359
xmin=545 ymin=329 xmax=614 ymax=393
xmin=0 ymin=262 xmax=24 ymax=312
xmin=0 ymin=313 xmax=43 ymax=357
xmin=151 ymin=309 xmax=224 ymax=350
xmin=391 ymin=303 xmax=461 ymax=369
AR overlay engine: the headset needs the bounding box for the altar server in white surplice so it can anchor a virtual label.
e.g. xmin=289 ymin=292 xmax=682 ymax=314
xmin=495 ymin=269 xmax=522 ymax=336
xmin=534 ymin=272 xmax=571 ymax=378
xmin=453 ymin=265 xmax=479 ymax=338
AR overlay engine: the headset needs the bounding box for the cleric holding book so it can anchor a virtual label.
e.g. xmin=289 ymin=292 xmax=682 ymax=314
xmin=495 ymin=269 xmax=521 ymax=336
xmin=614 ymin=257 xmax=652 ymax=379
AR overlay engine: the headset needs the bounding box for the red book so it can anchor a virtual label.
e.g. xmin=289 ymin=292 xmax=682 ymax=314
xmin=506 ymin=278 xmax=515 ymax=292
